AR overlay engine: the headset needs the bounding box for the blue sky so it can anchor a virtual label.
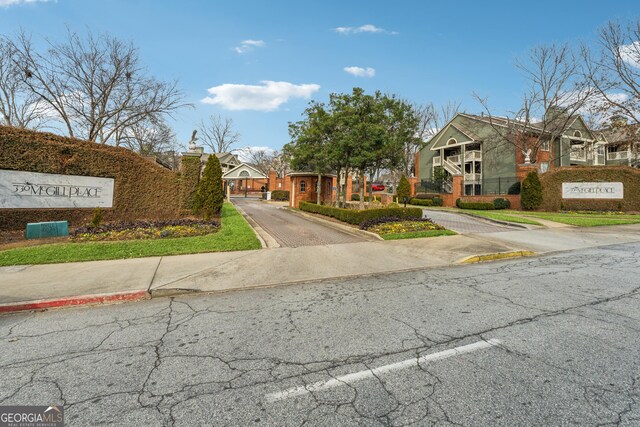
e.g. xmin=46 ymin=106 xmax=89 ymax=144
xmin=1 ymin=0 xmax=639 ymax=152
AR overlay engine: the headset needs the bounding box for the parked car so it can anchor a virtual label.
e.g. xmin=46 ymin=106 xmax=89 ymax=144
xmin=371 ymin=183 xmax=385 ymax=192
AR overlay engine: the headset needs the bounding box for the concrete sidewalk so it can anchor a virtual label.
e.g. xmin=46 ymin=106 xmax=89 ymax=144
xmin=2 ymin=223 xmax=640 ymax=313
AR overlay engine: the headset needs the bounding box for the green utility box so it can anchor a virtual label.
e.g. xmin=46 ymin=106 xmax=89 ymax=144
xmin=25 ymin=221 xmax=69 ymax=239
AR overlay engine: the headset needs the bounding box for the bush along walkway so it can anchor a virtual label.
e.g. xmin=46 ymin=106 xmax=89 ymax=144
xmin=298 ymin=202 xmax=456 ymax=240
xmin=0 ymin=202 xmax=261 ymax=266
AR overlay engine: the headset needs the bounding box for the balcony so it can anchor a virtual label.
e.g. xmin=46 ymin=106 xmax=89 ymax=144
xmin=569 ymin=149 xmax=586 ymax=161
xmin=607 ymin=151 xmax=629 ymax=161
xmin=464 ymin=173 xmax=481 ymax=183
xmin=464 ymin=151 xmax=482 ymax=162
xmin=433 ymin=156 xmax=441 ymax=166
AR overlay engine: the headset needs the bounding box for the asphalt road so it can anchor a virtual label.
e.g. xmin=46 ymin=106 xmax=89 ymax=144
xmin=1 ymin=243 xmax=639 ymax=426
xmin=233 ymin=198 xmax=366 ymax=247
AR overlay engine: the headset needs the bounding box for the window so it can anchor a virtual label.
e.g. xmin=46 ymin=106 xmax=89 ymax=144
xmin=239 ymin=170 xmax=250 ymax=177
xmin=540 ymin=140 xmax=550 ymax=151
xmin=447 ymin=138 xmax=457 ymax=145
xmin=540 ymin=162 xmax=549 ymax=173
xmin=300 ymin=180 xmax=306 ymax=192
xmin=573 ymin=130 xmax=582 ymax=138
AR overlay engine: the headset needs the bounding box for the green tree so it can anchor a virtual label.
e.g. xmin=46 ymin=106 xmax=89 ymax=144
xmin=397 ymin=175 xmax=411 ymax=203
xmin=286 ymin=88 xmax=422 ymax=208
xmin=521 ymin=171 xmax=543 ymax=210
xmin=193 ymin=154 xmax=224 ymax=219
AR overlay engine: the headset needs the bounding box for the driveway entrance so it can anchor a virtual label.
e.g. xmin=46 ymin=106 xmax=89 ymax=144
xmin=233 ymin=199 xmax=368 ymax=247
xmin=423 ymin=209 xmax=523 ymax=234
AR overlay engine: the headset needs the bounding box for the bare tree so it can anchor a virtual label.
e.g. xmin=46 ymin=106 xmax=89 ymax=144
xmin=236 ymin=146 xmax=283 ymax=176
xmin=118 ymin=117 xmax=177 ymax=156
xmin=474 ymin=44 xmax=592 ymax=164
xmin=8 ymin=29 xmax=189 ymax=144
xmin=582 ymin=19 xmax=640 ymax=125
xmin=0 ymin=38 xmax=44 ymax=129
xmin=270 ymin=151 xmax=291 ymax=178
xmin=198 ymin=114 xmax=240 ymax=153
xmin=407 ymin=100 xmax=461 ymax=176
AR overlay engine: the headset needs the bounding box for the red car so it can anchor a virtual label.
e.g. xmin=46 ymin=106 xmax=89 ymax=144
xmin=371 ymin=183 xmax=385 ymax=192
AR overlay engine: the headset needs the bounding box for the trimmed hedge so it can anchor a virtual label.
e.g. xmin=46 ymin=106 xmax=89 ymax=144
xmin=0 ymin=126 xmax=190 ymax=231
xmin=299 ymin=201 xmax=422 ymax=225
xmin=410 ymin=198 xmax=434 ymax=206
xmin=352 ymin=194 xmax=381 ymax=202
xmin=458 ymin=201 xmax=496 ymax=210
xmin=493 ymin=198 xmax=511 ymax=210
xmin=415 ymin=192 xmax=440 ymax=200
xmin=271 ymin=190 xmax=290 ymax=201
xmin=539 ymin=166 xmax=640 ymax=212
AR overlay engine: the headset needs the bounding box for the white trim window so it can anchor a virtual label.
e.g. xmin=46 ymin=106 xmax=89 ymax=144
xmin=300 ymin=180 xmax=307 ymax=193
xmin=540 ymin=162 xmax=549 ymax=173
xmin=540 ymin=140 xmax=550 ymax=151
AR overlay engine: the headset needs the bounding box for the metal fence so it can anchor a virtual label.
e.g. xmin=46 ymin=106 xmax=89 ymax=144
xmin=417 ymin=179 xmax=451 ymax=194
xmin=472 ymin=176 xmax=518 ymax=196
xmin=418 ymin=176 xmax=519 ymax=196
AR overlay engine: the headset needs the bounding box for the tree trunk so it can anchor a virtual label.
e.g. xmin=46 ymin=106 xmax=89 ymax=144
xmin=359 ymin=172 xmax=365 ymax=210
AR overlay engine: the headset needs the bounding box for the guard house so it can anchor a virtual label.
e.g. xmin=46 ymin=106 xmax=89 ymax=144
xmin=222 ymin=163 xmax=268 ymax=198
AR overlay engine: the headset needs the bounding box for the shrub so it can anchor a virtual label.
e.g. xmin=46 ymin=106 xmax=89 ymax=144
xmin=456 ymin=198 xmax=462 ymax=208
xmin=458 ymin=201 xmax=496 ymax=210
xmin=433 ymin=197 xmax=443 ymax=207
xmin=493 ymin=198 xmax=511 ymax=210
xmin=351 ymin=194 xmax=360 ymax=201
xmin=299 ymin=201 xmax=422 ymax=226
xmin=89 ymin=207 xmax=103 ymax=228
xmin=415 ymin=193 xmax=439 ymax=200
xmin=271 ymin=190 xmax=290 ymax=201
xmin=193 ymin=155 xmax=224 ymax=219
xmin=397 ymin=175 xmax=411 ymax=202
xmin=410 ymin=198 xmax=434 ymax=206
xmin=507 ymin=181 xmax=521 ymax=195
xmin=387 ymin=202 xmax=400 ymax=208
xmin=521 ymin=171 xmax=543 ymax=210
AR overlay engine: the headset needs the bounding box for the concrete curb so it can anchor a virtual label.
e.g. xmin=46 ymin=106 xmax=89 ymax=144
xmin=0 ymin=290 xmax=149 ymax=314
xmin=458 ymin=250 xmax=536 ymax=264
xmin=231 ymin=201 xmax=280 ymax=248
xmin=286 ymin=208 xmax=384 ymax=241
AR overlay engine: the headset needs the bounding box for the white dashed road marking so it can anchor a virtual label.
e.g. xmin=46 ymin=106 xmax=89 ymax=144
xmin=266 ymin=338 xmax=502 ymax=402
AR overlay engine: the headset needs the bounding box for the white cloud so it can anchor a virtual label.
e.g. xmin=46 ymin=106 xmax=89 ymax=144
xmin=0 ymin=0 xmax=53 ymax=7
xmin=333 ymin=24 xmax=398 ymax=35
xmin=344 ymin=66 xmax=376 ymax=78
xmin=619 ymin=41 xmax=640 ymax=68
xmin=234 ymin=39 xmax=265 ymax=54
xmin=201 ymin=80 xmax=320 ymax=112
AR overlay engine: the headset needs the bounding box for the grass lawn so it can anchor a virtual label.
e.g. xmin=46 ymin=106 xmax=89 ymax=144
xmin=381 ymin=229 xmax=457 ymax=241
xmin=455 ymin=210 xmax=543 ymax=226
xmin=0 ymin=203 xmax=261 ymax=266
xmin=426 ymin=206 xmax=640 ymax=227
xmin=498 ymin=210 xmax=640 ymax=227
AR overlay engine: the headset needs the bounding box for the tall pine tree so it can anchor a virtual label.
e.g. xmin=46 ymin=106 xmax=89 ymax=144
xmin=194 ymin=155 xmax=224 ymax=219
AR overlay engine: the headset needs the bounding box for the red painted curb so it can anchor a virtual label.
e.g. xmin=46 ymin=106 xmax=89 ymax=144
xmin=0 ymin=290 xmax=150 ymax=314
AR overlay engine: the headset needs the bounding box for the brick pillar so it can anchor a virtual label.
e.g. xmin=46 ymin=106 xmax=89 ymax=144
xmin=345 ymin=173 xmax=353 ymax=202
xmin=290 ymin=176 xmax=296 ymax=208
xmin=268 ymin=169 xmax=276 ymax=191
xmin=452 ymin=175 xmax=464 ymax=202
xmin=516 ymin=164 xmax=537 ymax=182
xmin=408 ymin=177 xmax=418 ymax=196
